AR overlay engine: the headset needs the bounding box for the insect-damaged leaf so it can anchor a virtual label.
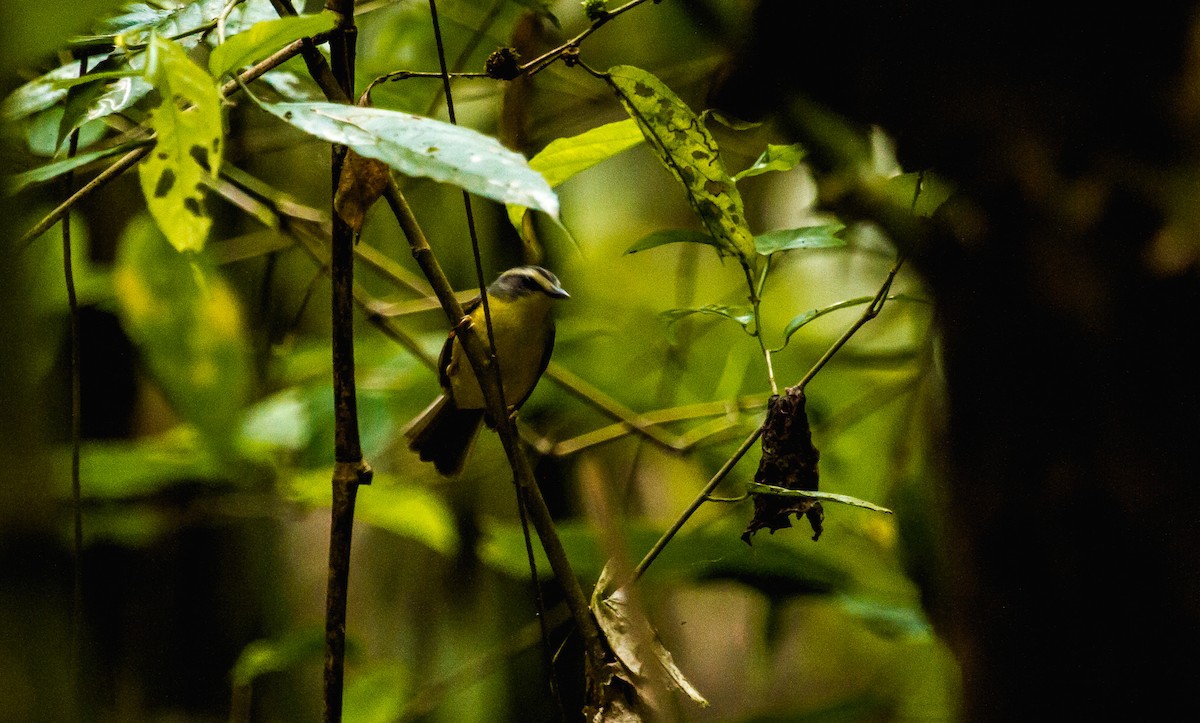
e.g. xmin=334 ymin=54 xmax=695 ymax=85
xmin=262 ymin=101 xmax=558 ymax=215
xmin=138 ymin=33 xmax=223 ymax=252
xmin=605 ymin=65 xmax=755 ymax=266
xmin=113 ymin=217 xmax=251 ymax=453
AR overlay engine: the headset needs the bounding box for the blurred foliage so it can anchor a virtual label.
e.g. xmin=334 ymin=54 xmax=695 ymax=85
xmin=1 ymin=1 xmax=956 ymax=721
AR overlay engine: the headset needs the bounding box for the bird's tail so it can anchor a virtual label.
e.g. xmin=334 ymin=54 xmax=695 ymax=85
xmin=403 ymin=394 xmax=485 ymax=476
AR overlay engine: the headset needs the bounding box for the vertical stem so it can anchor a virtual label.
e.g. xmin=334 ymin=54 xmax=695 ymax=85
xmin=745 ymin=264 xmax=778 ymax=395
xmin=64 ymin=57 xmax=85 ymax=709
xmin=323 ymin=3 xmax=367 ymax=723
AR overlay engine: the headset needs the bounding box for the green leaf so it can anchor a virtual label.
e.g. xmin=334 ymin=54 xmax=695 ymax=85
xmin=530 ymin=118 xmax=644 ymax=188
xmin=94 ymin=0 xmax=229 ymax=46
xmin=885 ymin=170 xmax=955 ymax=217
xmin=231 ymin=627 xmax=329 ymax=686
xmin=2 ymin=62 xmax=84 ymax=122
xmin=753 ymin=223 xmax=845 ymax=256
xmin=734 ymin=142 xmax=807 ymax=181
xmin=72 ymin=429 xmax=228 ymax=501
xmin=286 ymin=470 xmax=459 ymax=555
xmin=775 ymin=293 xmax=928 ymax=352
xmin=208 ymin=11 xmax=337 ymax=78
xmin=262 ymin=101 xmax=559 ymax=215
xmin=623 ymin=228 xmax=717 ymax=255
xmin=113 ymin=217 xmax=251 ymax=451
xmin=746 ymin=482 xmax=894 ymax=514
xmin=58 ymin=63 xmax=153 ymax=148
xmin=138 ymin=33 xmax=224 ymax=252
xmin=6 ymin=140 xmax=150 ymax=194
xmin=343 ymin=662 xmax=412 ymax=723
xmin=606 ymin=65 xmax=756 ymax=266
xmin=661 ymin=304 xmax=754 ymax=331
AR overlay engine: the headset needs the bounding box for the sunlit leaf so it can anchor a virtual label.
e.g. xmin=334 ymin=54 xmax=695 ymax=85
xmin=734 ymin=143 xmax=807 ymax=181
xmin=261 ymin=101 xmax=558 ymax=215
xmin=592 ymin=565 xmax=709 ymax=710
xmin=753 ymin=223 xmax=845 ymax=256
xmin=6 ymin=140 xmax=150 ymax=194
xmin=531 ymin=118 xmax=644 ymax=188
xmin=208 ymin=11 xmax=337 ymax=78
xmin=113 ymin=217 xmax=251 ymax=451
xmin=287 ymin=470 xmax=459 ymax=556
xmin=138 ymin=33 xmax=223 ymax=252
xmin=624 ymin=228 xmax=717 ymax=255
xmin=606 ymin=65 xmax=756 ymax=265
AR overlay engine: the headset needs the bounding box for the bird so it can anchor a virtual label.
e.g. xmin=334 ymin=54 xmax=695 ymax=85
xmin=404 ymin=266 xmax=569 ymax=476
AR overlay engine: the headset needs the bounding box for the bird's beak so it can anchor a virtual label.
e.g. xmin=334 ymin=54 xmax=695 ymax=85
xmin=548 ymin=284 xmax=570 ymax=299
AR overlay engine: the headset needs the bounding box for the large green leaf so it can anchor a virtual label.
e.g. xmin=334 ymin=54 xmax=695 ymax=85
xmin=507 ymin=117 xmax=644 ymax=242
xmin=138 ymin=33 xmax=223 ymax=252
xmin=113 ymin=217 xmax=251 ymax=451
xmin=261 ymin=100 xmax=558 ymax=215
xmin=606 ymin=65 xmax=756 ymax=266
xmin=529 ymin=118 xmax=644 ymax=188
xmin=208 ymin=11 xmax=337 ymax=79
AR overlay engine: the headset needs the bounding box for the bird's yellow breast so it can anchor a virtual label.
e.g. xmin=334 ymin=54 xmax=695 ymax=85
xmin=445 ymin=294 xmax=554 ymax=410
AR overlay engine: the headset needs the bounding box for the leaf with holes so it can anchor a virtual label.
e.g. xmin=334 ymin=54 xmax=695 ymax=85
xmin=262 ymin=101 xmax=558 ymax=215
xmin=208 ymin=11 xmax=337 ymax=78
xmin=113 ymin=217 xmax=251 ymax=452
xmin=606 ymin=65 xmax=755 ymax=266
xmin=138 ymin=33 xmax=223 ymax=252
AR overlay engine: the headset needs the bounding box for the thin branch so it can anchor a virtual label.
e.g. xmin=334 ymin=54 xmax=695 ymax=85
xmin=317 ymin=1 xmax=367 ymax=721
xmin=64 ymin=56 xmax=85 ymax=708
xmin=629 ymin=257 xmax=908 ymax=584
xmin=381 ymin=176 xmax=609 ymax=689
xmin=519 ymin=0 xmax=656 ymax=76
